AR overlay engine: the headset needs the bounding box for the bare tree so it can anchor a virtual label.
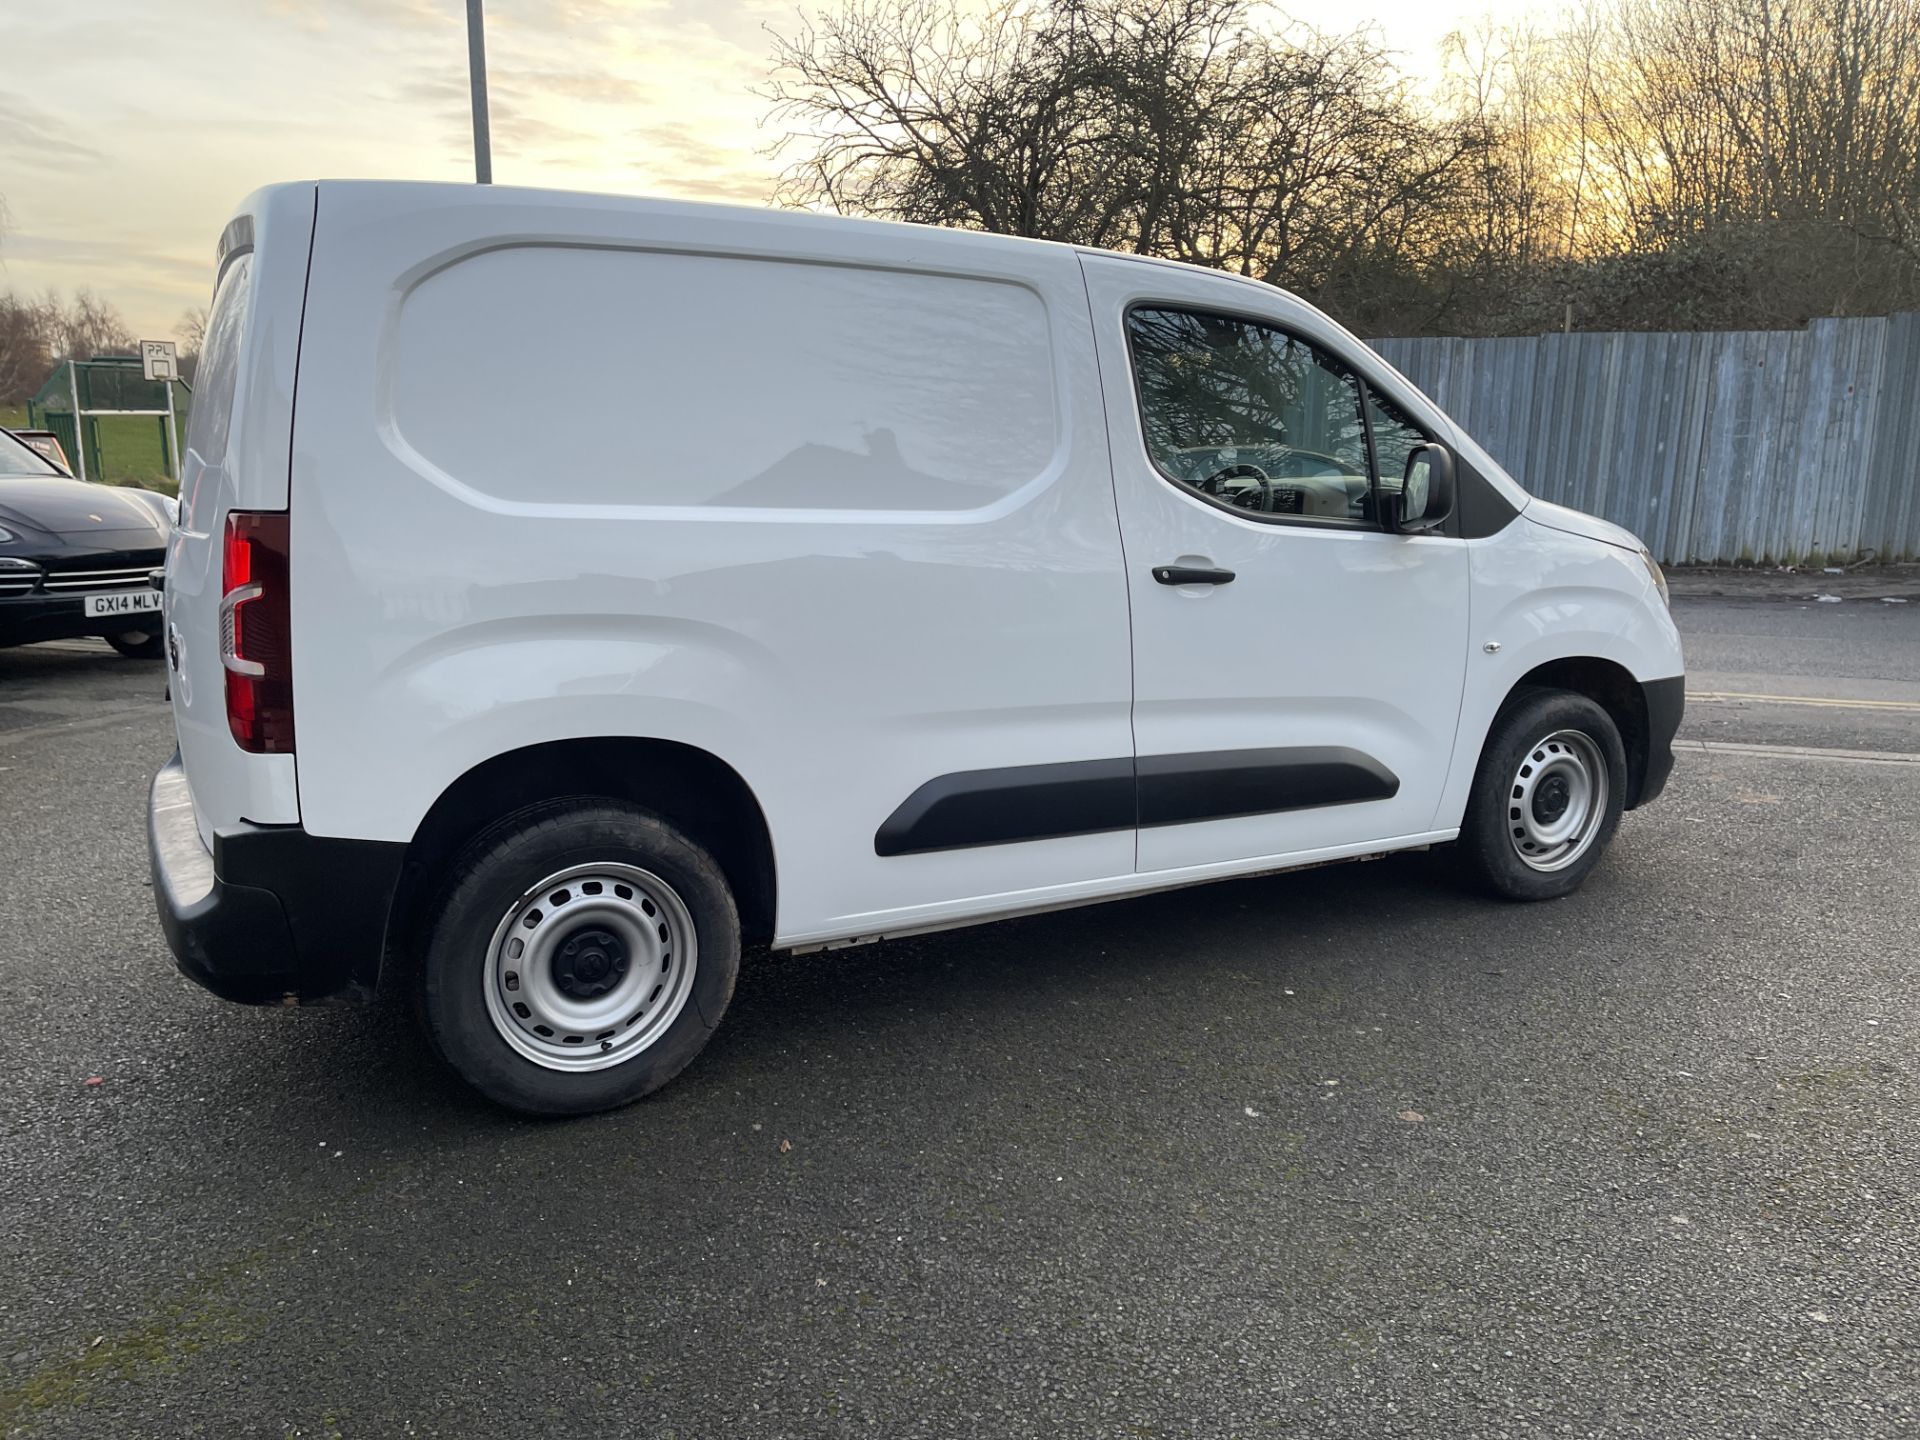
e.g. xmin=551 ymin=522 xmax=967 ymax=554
xmin=175 ymin=305 xmax=209 ymax=384
xmin=1443 ymin=20 xmax=1571 ymax=267
xmin=765 ymin=0 xmax=1116 ymax=241
xmin=765 ymin=0 xmax=1920 ymax=334
xmin=1422 ymin=0 xmax=1920 ymax=330
xmin=0 ymin=294 xmax=57 ymax=405
xmin=0 ymin=289 xmax=141 ymax=403
xmin=176 ymin=306 xmax=208 ymax=356
xmin=1546 ymin=0 xmax=1920 ymax=297
xmin=764 ymin=0 xmax=1487 ymax=332
xmin=52 ymin=289 xmax=135 ymax=361
xmin=1165 ymin=24 xmax=1484 ymax=314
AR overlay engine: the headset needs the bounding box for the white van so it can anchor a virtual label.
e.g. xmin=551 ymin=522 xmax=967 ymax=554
xmin=148 ymin=182 xmax=1684 ymax=1115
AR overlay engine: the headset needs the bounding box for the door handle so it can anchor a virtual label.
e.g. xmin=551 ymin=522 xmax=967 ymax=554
xmin=1153 ymin=565 xmax=1235 ymax=586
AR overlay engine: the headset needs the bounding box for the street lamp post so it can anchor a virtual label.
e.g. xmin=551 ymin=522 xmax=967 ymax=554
xmin=466 ymin=0 xmax=492 ymax=184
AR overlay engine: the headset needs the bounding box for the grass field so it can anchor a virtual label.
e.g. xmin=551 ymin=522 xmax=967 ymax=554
xmin=2 ymin=402 xmax=184 ymax=498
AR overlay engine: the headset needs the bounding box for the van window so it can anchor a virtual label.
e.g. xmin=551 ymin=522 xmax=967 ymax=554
xmin=1366 ymin=391 xmax=1427 ymax=496
xmin=1127 ymin=307 xmax=1376 ymax=526
xmin=389 ymin=247 xmax=1059 ymax=510
xmin=180 ymin=252 xmax=253 ymax=527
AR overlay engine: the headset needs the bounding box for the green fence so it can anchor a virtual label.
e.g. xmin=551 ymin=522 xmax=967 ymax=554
xmin=26 ymin=358 xmax=191 ymax=496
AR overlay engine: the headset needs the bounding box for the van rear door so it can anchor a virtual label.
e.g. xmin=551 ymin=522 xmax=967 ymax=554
xmin=165 ymin=184 xmax=316 ymax=843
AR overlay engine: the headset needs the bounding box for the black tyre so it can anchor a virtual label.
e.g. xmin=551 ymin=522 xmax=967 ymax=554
xmin=419 ymin=800 xmax=739 ymax=1116
xmin=1458 ymin=688 xmax=1627 ymax=902
xmin=106 ymin=629 xmax=164 ymax=660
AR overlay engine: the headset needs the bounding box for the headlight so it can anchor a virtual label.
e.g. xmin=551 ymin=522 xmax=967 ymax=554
xmin=1639 ymin=547 xmax=1670 ymax=608
xmin=158 ymin=494 xmax=180 ymax=526
xmin=0 ymin=525 xmax=14 ymax=543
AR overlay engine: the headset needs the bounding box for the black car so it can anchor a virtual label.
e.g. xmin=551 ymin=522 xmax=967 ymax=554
xmin=0 ymin=427 xmax=173 ymax=659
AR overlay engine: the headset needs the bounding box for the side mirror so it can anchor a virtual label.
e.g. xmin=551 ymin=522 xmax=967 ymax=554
xmin=1395 ymin=443 xmax=1455 ymax=534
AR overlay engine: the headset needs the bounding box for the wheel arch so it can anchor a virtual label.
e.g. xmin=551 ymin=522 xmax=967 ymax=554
xmin=387 ymin=737 xmax=779 ymax=976
xmin=1500 ymin=656 xmax=1656 ymax=809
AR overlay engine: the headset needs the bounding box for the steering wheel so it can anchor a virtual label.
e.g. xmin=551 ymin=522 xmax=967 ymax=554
xmin=1197 ymin=463 xmax=1276 ymax=513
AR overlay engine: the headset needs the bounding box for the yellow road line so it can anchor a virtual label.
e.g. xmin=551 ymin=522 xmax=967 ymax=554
xmin=1689 ymin=689 xmax=1920 ymax=714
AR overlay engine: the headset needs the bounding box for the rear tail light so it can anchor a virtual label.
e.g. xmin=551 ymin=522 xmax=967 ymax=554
xmin=220 ymin=512 xmax=294 ymax=753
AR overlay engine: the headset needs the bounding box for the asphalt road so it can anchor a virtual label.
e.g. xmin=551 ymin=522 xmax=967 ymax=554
xmin=1675 ymin=590 xmax=1920 ymax=753
xmin=1 ymin=595 xmax=1916 ymax=1439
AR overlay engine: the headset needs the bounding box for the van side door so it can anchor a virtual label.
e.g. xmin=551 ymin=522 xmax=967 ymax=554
xmin=1079 ymin=253 xmax=1471 ymax=874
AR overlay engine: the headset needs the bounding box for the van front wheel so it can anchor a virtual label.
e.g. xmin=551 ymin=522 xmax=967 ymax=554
xmin=1458 ymin=689 xmax=1627 ymax=902
xmin=419 ymin=801 xmax=740 ymax=1116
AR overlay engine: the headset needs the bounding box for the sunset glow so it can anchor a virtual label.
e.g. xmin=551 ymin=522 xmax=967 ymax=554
xmin=0 ymin=0 xmax=1520 ymax=340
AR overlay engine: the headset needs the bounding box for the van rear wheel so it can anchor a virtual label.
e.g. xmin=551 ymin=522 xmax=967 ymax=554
xmin=419 ymin=800 xmax=739 ymax=1115
xmin=1458 ymin=689 xmax=1627 ymax=902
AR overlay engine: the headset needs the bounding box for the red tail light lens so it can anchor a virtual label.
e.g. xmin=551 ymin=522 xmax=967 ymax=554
xmin=220 ymin=511 xmax=294 ymax=753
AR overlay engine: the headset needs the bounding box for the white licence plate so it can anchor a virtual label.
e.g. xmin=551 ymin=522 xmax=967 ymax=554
xmin=84 ymin=591 xmax=162 ymax=618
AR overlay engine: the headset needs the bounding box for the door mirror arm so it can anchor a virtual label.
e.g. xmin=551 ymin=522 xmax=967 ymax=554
xmin=1392 ymin=443 xmax=1456 ymax=534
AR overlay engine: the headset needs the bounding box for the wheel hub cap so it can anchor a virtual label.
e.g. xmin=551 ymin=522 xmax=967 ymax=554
xmin=481 ymin=863 xmax=699 ymax=1072
xmin=1532 ymin=774 xmax=1572 ymax=824
xmin=553 ymin=927 xmax=628 ymax=998
xmin=1506 ymin=730 xmax=1609 ymax=873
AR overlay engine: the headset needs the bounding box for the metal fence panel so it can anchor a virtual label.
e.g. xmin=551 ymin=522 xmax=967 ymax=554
xmin=1372 ymin=313 xmax=1920 ymax=564
xmin=1862 ymin=312 xmax=1920 ymax=563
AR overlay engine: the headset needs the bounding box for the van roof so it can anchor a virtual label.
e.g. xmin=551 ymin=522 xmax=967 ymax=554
xmin=270 ymin=178 xmax=1293 ymax=298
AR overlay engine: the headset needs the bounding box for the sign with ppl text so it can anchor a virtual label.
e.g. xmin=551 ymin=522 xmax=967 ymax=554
xmin=140 ymin=340 xmax=178 ymax=383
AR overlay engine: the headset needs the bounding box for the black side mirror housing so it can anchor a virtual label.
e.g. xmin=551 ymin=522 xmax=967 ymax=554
xmin=1394 ymin=443 xmax=1456 ymax=534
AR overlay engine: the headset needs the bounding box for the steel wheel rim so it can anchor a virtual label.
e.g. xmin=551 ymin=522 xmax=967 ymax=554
xmin=1506 ymin=729 xmax=1608 ymax=872
xmin=482 ymin=862 xmax=698 ymax=1072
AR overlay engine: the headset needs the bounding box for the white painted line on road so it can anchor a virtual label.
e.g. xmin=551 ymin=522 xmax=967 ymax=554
xmin=1678 ymin=739 xmax=1920 ymax=765
xmin=1690 ymin=689 xmax=1920 ymax=713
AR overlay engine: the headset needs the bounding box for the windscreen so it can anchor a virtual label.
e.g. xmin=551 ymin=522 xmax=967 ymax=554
xmin=0 ymin=429 xmax=58 ymax=477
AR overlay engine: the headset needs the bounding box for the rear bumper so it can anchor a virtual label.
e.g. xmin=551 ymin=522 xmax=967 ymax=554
xmin=148 ymin=755 xmax=406 ymax=1004
xmin=0 ymin=592 xmax=164 ymax=647
xmin=1631 ymin=675 xmax=1685 ymax=809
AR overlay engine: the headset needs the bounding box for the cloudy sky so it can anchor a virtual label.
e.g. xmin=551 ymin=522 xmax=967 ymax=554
xmin=0 ymin=0 xmax=1513 ymax=342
